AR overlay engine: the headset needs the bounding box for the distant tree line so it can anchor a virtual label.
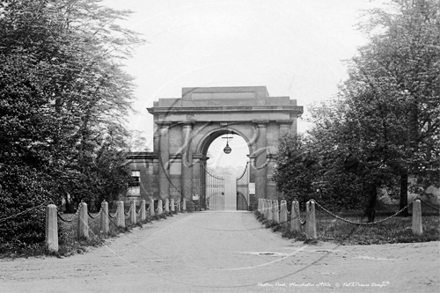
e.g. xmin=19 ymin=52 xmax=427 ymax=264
xmin=273 ymin=0 xmax=439 ymax=220
xmin=0 ymin=0 xmax=143 ymax=251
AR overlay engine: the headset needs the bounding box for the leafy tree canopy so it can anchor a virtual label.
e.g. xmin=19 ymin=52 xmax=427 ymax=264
xmin=0 ymin=0 xmax=144 ymax=250
xmin=274 ymin=0 xmax=439 ymax=216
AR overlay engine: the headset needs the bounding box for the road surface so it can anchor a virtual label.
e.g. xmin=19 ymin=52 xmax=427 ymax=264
xmin=1 ymin=211 xmax=439 ymax=292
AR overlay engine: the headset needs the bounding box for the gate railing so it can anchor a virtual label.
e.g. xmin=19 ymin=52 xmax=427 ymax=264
xmin=202 ymin=164 xmax=225 ymax=210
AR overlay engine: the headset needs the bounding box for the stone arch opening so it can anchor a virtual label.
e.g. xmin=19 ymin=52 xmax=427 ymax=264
xmin=200 ymin=129 xmax=251 ymax=211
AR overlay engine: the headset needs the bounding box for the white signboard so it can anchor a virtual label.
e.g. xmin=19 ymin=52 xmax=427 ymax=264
xmin=248 ymin=183 xmax=255 ymax=195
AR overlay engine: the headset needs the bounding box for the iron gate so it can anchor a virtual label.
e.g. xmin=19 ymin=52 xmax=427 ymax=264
xmin=204 ymin=166 xmax=225 ymax=210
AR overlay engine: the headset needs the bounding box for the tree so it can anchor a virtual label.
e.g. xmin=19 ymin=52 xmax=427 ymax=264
xmin=274 ymin=0 xmax=439 ymax=217
xmin=0 ymin=0 xmax=142 ymax=250
xmin=273 ymin=134 xmax=317 ymax=206
xmin=341 ymin=0 xmax=440 ymax=215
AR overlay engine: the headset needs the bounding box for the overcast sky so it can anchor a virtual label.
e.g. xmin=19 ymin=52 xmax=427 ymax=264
xmin=103 ymin=0 xmax=378 ymax=166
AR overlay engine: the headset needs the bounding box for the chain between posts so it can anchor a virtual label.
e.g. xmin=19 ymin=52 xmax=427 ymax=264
xmin=290 ymin=214 xmax=307 ymax=226
xmin=0 ymin=202 xmax=48 ymax=224
xmin=418 ymin=198 xmax=440 ymax=211
xmin=108 ymin=209 xmax=117 ymax=219
xmin=313 ymin=199 xmax=414 ymax=226
xmin=124 ymin=200 xmax=133 ymax=217
xmin=87 ymin=208 xmax=101 ymax=220
xmin=125 ymin=208 xmax=132 ymax=219
xmin=57 ymin=202 xmax=82 ymax=223
xmin=292 ymin=211 xmax=307 ymax=226
xmin=291 ymin=203 xmax=306 ymax=225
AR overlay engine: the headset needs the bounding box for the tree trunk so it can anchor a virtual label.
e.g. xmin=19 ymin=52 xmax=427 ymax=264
xmin=365 ymin=182 xmax=377 ymax=223
xmin=399 ymin=172 xmax=409 ymax=217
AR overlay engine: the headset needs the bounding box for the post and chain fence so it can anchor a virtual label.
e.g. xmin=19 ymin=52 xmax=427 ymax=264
xmin=257 ymin=197 xmax=437 ymax=240
xmin=313 ymin=199 xmax=414 ymax=226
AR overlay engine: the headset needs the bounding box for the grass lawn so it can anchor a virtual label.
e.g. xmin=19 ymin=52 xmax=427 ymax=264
xmin=256 ymin=205 xmax=440 ymax=245
xmin=56 ymin=210 xmax=173 ymax=257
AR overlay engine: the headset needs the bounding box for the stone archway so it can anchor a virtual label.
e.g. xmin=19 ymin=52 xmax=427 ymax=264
xmin=127 ymin=86 xmax=303 ymax=210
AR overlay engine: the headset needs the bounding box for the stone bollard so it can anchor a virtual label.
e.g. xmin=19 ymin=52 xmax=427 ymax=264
xmin=164 ymin=198 xmax=170 ymax=213
xmin=116 ymin=201 xmax=125 ymax=228
xmin=130 ymin=200 xmax=137 ymax=225
xmin=100 ymin=201 xmax=109 ymax=234
xmin=170 ymin=198 xmax=175 ymax=212
xmin=45 ymin=204 xmax=58 ymax=252
xmin=157 ymin=199 xmax=163 ymax=215
xmin=280 ymin=200 xmax=288 ymax=226
xmin=264 ymin=199 xmax=269 ymax=219
xmin=149 ymin=199 xmax=155 ymax=217
xmin=412 ymin=199 xmax=423 ymax=235
xmin=305 ymin=200 xmax=317 ymax=239
xmin=182 ymin=198 xmax=187 ymax=211
xmin=273 ymin=200 xmax=280 ymax=224
xmin=140 ymin=200 xmax=147 ymax=222
xmin=78 ymin=202 xmax=89 ymax=239
xmin=267 ymin=200 xmax=273 ymax=221
xmin=290 ymin=200 xmax=301 ymax=232
xmin=258 ymin=198 xmax=261 ymax=213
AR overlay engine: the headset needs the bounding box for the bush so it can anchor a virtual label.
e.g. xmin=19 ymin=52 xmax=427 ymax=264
xmin=0 ymin=165 xmax=52 ymax=253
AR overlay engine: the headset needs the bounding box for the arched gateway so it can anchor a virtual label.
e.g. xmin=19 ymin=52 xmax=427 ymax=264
xmin=126 ymin=86 xmax=303 ymax=210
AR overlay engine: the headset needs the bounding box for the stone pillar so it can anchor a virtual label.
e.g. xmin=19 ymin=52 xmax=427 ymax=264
xmin=164 ymin=198 xmax=170 ymax=213
xmin=78 ymin=202 xmax=89 ymax=239
xmin=305 ymin=200 xmax=317 ymax=239
xmin=100 ymin=201 xmax=109 ymax=234
xmin=116 ymin=201 xmax=125 ymax=228
xmin=149 ymin=198 xmax=155 ymax=217
xmin=181 ymin=123 xmax=193 ymax=207
xmin=255 ymin=122 xmax=268 ymax=200
xmin=159 ymin=123 xmax=170 ymax=199
xmin=140 ymin=200 xmax=147 ymax=221
xmin=199 ymin=157 xmax=209 ymax=210
xmin=279 ymin=121 xmax=292 ymax=136
xmin=290 ymin=200 xmax=301 ymax=232
xmin=45 ymin=204 xmax=58 ymax=252
xmin=280 ymin=200 xmax=288 ymax=226
xmin=157 ymin=199 xmax=163 ymax=215
xmin=182 ymin=198 xmax=187 ymax=211
xmin=266 ymin=123 xmax=280 ymax=199
xmin=264 ymin=199 xmax=269 ymax=219
xmin=267 ymin=199 xmax=273 ymax=221
xmin=412 ymin=199 xmax=423 ymax=235
xmin=190 ymin=155 xmax=202 ymax=211
xmin=130 ymin=200 xmax=136 ymax=225
xmin=273 ymin=199 xmax=279 ymax=224
xmin=170 ymin=198 xmax=175 ymax=212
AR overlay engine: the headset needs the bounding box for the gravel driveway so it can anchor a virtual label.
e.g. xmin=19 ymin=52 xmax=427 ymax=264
xmin=1 ymin=211 xmax=439 ymax=292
